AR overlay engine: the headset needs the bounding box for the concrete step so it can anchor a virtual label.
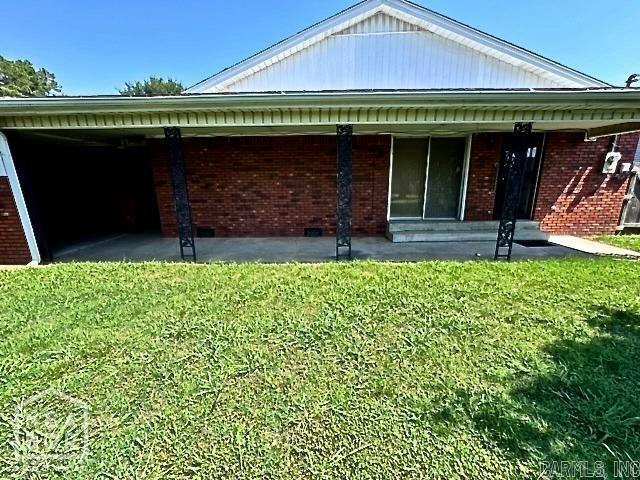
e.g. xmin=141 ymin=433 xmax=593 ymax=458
xmin=388 ymin=220 xmax=541 ymax=233
xmin=386 ymin=221 xmax=548 ymax=243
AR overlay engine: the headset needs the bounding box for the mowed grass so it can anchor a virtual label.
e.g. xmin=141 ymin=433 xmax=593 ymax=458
xmin=595 ymin=234 xmax=640 ymax=253
xmin=0 ymin=259 xmax=639 ymax=479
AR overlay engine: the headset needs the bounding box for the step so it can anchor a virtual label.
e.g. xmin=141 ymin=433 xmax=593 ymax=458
xmin=386 ymin=226 xmax=549 ymax=243
xmin=387 ymin=220 xmax=541 ymax=233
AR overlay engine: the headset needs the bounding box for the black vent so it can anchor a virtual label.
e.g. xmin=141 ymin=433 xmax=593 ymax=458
xmin=304 ymin=228 xmax=323 ymax=237
xmin=196 ymin=227 xmax=215 ymax=238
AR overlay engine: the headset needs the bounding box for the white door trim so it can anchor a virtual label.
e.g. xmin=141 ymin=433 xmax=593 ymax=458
xmin=0 ymin=132 xmax=41 ymax=264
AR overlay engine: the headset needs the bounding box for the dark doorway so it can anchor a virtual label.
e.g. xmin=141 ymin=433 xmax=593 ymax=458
xmin=10 ymin=132 xmax=160 ymax=262
xmin=494 ymin=133 xmax=545 ymax=220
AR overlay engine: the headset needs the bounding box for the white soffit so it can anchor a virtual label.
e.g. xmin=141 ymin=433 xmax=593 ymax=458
xmin=187 ymin=0 xmax=608 ymax=93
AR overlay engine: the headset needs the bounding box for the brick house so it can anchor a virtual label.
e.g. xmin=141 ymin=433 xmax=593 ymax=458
xmin=0 ymin=0 xmax=639 ymax=264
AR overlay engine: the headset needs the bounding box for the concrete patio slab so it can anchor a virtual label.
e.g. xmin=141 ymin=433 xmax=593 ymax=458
xmin=51 ymin=234 xmax=590 ymax=263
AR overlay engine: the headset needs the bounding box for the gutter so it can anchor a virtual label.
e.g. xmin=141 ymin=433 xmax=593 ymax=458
xmin=1 ymin=89 xmax=640 ymax=115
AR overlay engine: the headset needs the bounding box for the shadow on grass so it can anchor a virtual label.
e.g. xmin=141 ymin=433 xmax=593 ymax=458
xmin=436 ymin=308 xmax=640 ymax=471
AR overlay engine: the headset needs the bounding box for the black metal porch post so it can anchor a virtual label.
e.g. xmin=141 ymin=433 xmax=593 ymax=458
xmin=164 ymin=127 xmax=196 ymax=262
xmin=494 ymin=122 xmax=534 ymax=261
xmin=336 ymin=124 xmax=353 ymax=261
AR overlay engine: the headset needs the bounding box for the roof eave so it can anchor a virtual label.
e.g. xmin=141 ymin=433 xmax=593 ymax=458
xmin=1 ymin=89 xmax=639 ymax=115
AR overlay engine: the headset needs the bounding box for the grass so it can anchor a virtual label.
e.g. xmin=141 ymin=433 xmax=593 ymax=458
xmin=0 ymin=259 xmax=639 ymax=479
xmin=594 ymin=234 xmax=640 ymax=253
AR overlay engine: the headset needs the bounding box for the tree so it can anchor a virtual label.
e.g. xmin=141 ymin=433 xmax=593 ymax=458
xmin=119 ymin=77 xmax=184 ymax=96
xmin=0 ymin=56 xmax=61 ymax=97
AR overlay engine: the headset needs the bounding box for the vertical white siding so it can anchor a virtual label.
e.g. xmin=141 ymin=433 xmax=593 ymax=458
xmin=219 ymin=13 xmax=571 ymax=92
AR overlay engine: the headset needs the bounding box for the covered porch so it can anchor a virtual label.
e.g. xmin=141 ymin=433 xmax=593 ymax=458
xmin=1 ymin=89 xmax=639 ymax=265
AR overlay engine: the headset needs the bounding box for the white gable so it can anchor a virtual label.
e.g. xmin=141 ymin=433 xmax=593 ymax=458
xmin=187 ymin=0 xmax=607 ymax=93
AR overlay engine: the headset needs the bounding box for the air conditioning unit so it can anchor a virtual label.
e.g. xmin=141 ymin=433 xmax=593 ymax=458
xmin=603 ymin=151 xmax=622 ymax=174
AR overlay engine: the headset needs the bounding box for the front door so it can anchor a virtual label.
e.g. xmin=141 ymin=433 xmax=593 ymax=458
xmin=494 ymin=134 xmax=545 ymax=220
xmin=389 ymin=137 xmax=467 ymax=219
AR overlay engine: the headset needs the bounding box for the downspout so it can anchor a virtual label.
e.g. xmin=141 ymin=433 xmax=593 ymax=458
xmin=0 ymin=132 xmax=41 ymax=265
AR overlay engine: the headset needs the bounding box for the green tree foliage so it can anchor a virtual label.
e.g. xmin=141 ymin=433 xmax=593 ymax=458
xmin=0 ymin=56 xmax=61 ymax=97
xmin=119 ymin=76 xmax=184 ymax=96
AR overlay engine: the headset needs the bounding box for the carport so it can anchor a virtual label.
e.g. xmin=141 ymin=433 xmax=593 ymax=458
xmin=7 ymin=130 xmax=161 ymax=262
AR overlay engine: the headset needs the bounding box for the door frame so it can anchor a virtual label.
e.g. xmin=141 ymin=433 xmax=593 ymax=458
xmin=493 ymin=133 xmax=546 ymax=220
xmin=387 ymin=134 xmax=472 ymax=221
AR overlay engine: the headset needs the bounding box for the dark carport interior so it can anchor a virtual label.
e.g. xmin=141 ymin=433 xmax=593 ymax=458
xmin=9 ymin=130 xmax=161 ymax=262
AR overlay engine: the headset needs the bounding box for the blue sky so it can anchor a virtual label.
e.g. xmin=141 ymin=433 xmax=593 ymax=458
xmin=3 ymin=0 xmax=639 ymax=95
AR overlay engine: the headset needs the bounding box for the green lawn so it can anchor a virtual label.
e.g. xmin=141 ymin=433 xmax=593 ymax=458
xmin=595 ymin=234 xmax=640 ymax=253
xmin=1 ymin=259 xmax=639 ymax=479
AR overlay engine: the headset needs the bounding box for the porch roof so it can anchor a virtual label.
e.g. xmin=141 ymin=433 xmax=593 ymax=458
xmin=1 ymin=88 xmax=639 ymax=139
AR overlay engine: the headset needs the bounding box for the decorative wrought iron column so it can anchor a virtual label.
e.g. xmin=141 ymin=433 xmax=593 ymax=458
xmin=494 ymin=122 xmax=533 ymax=261
xmin=164 ymin=127 xmax=196 ymax=262
xmin=336 ymin=124 xmax=353 ymax=261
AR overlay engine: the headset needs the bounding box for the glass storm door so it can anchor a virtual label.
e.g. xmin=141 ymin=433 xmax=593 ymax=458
xmin=424 ymin=137 xmax=466 ymax=219
xmin=389 ymin=139 xmax=428 ymax=218
xmin=390 ymin=137 xmax=467 ymax=219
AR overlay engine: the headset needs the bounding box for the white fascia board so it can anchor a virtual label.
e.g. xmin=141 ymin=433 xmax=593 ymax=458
xmin=1 ymin=89 xmax=639 ymax=114
xmin=2 ymin=90 xmax=640 ymax=132
xmin=187 ymin=0 xmax=608 ymax=93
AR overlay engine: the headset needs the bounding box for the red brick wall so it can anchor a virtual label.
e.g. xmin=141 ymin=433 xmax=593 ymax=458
xmin=150 ymin=132 xmax=637 ymax=239
xmin=0 ymin=177 xmax=31 ymax=265
xmin=464 ymin=133 xmax=504 ymax=220
xmin=151 ymin=135 xmax=390 ymax=237
xmin=534 ymin=132 xmax=639 ymax=236
xmin=464 ymin=131 xmax=639 ymax=236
